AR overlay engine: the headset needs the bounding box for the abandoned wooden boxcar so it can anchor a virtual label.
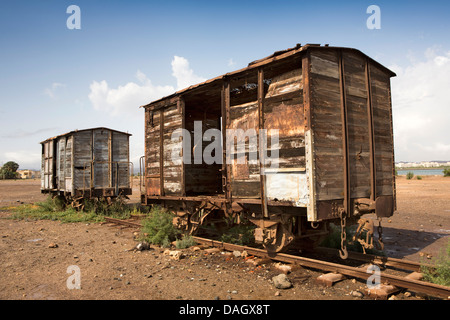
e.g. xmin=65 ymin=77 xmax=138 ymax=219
xmin=140 ymin=44 xmax=396 ymax=255
xmin=40 ymin=127 xmax=132 ymax=207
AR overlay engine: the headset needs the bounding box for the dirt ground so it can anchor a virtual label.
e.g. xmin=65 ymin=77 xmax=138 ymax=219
xmin=0 ymin=176 xmax=449 ymax=301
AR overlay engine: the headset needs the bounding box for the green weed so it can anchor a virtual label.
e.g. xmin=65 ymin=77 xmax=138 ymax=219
xmin=220 ymin=223 xmax=256 ymax=246
xmin=175 ymin=234 xmax=197 ymax=249
xmin=140 ymin=206 xmax=179 ymax=246
xmin=421 ymin=240 xmax=450 ymax=287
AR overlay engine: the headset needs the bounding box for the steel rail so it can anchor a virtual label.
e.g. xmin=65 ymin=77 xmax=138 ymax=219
xmin=103 ymin=217 xmax=142 ymax=228
xmin=192 ymin=236 xmax=450 ymax=299
xmin=101 ymin=218 xmax=449 ymax=299
xmin=315 ymin=247 xmax=434 ymax=273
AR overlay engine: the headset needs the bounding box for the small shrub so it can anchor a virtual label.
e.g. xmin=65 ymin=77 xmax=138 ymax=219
xmin=406 ymin=171 xmax=414 ymax=180
xmin=175 ymin=234 xmax=197 ymax=249
xmin=444 ymin=168 xmax=450 ymax=177
xmin=37 ymin=195 xmax=66 ymax=212
xmin=421 ymin=240 xmax=450 ymax=287
xmin=140 ymin=206 xmax=179 ymax=246
xmin=416 ymin=175 xmax=422 ymax=180
xmin=220 ymin=224 xmax=255 ymax=246
xmin=82 ymin=196 xmax=130 ymax=218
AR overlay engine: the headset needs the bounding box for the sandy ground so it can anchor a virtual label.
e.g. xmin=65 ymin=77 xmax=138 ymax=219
xmin=0 ymin=176 xmax=448 ymax=301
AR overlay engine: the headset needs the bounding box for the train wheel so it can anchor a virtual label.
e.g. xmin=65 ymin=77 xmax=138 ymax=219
xmin=263 ymin=223 xmax=294 ymax=253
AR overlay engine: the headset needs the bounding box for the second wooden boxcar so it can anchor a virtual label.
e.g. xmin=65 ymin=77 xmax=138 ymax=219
xmin=41 ymin=127 xmax=132 ymax=207
xmin=140 ymin=44 xmax=396 ymax=255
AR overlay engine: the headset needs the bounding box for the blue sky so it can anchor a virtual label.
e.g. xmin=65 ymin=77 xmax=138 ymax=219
xmin=1 ymin=0 xmax=450 ymax=170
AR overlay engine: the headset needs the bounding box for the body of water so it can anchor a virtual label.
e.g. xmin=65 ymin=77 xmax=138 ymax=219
xmin=397 ymin=169 xmax=444 ymax=176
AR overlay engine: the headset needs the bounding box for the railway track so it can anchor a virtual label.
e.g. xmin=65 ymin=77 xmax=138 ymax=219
xmin=103 ymin=216 xmax=450 ymax=300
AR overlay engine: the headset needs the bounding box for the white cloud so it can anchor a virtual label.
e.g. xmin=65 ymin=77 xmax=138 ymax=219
xmin=390 ymin=48 xmax=450 ymax=161
xmin=88 ymin=56 xmax=206 ymax=116
xmin=88 ymin=70 xmax=175 ymax=117
xmin=228 ymin=58 xmax=236 ymax=67
xmin=3 ymin=151 xmax=41 ymax=169
xmin=171 ymin=56 xmax=206 ymax=90
xmin=44 ymin=82 xmax=65 ymax=99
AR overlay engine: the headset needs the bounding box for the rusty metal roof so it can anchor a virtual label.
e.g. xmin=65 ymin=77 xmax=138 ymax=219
xmin=40 ymin=127 xmax=132 ymax=144
xmin=140 ymin=43 xmax=396 ymax=109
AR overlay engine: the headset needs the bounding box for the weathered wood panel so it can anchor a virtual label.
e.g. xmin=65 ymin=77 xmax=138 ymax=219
xmin=369 ymin=63 xmax=394 ymax=197
xmin=264 ymin=69 xmax=307 ymax=203
xmin=93 ymin=129 xmax=109 ymax=188
xmin=343 ymin=52 xmax=371 ymax=199
xmin=309 ymin=48 xmax=394 ymax=207
xmin=227 ymin=69 xmax=305 ymax=197
xmin=163 ymin=105 xmax=183 ymax=195
xmin=227 ymin=68 xmax=306 ymax=199
xmin=112 ymin=131 xmax=130 ymax=188
xmin=309 ymin=50 xmax=344 ymax=201
xmin=42 ymin=140 xmax=54 ymax=190
xmin=145 ymin=110 xmax=161 ymax=196
xmin=65 ymin=136 xmax=73 ymax=192
xmin=73 ymin=130 xmax=93 ymax=190
xmin=57 ymin=138 xmax=65 ymax=190
xmin=228 ymin=98 xmax=260 ymax=198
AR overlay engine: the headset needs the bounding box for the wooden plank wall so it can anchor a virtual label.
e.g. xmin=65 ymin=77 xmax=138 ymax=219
xmin=53 ymin=136 xmax=74 ymax=193
xmin=112 ymin=131 xmax=130 ymax=188
xmin=163 ymin=105 xmax=183 ymax=195
xmin=228 ymin=67 xmax=305 ymax=198
xmin=145 ymin=109 xmax=161 ymax=196
xmin=264 ymin=68 xmax=305 ymax=170
xmin=369 ymin=64 xmax=395 ymax=196
xmin=309 ymin=50 xmax=345 ymax=201
xmin=65 ymin=136 xmax=73 ymax=193
xmin=57 ymin=138 xmax=66 ymax=191
xmin=73 ymin=130 xmax=93 ymax=190
xmin=228 ymin=99 xmax=260 ymax=197
xmin=343 ymin=52 xmax=372 ymax=199
xmin=42 ymin=140 xmax=54 ymax=190
xmin=93 ymin=129 xmax=109 ymax=188
xmin=309 ymin=48 xmax=394 ymax=203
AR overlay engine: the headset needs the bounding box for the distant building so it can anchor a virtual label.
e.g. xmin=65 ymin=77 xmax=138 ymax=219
xmin=396 ymin=161 xmax=450 ymax=168
xmin=17 ymin=170 xmax=39 ymax=179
